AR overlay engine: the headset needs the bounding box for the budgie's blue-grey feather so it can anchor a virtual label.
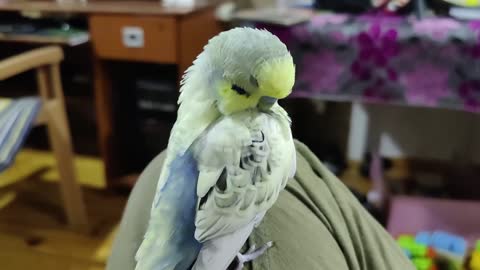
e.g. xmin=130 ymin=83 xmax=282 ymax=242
xmin=136 ymin=151 xmax=202 ymax=270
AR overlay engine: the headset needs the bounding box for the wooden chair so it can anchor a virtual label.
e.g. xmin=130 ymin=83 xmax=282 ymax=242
xmin=0 ymin=46 xmax=88 ymax=231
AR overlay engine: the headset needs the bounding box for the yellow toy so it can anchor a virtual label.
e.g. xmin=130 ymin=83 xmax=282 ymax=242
xmin=471 ymin=250 xmax=480 ymax=270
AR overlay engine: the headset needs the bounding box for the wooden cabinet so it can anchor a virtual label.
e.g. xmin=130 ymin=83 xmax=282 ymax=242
xmin=89 ymin=15 xmax=177 ymax=63
xmin=0 ymin=1 xmax=223 ymax=186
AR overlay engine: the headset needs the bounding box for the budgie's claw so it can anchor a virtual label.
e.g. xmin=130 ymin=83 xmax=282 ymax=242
xmin=234 ymin=242 xmax=273 ymax=270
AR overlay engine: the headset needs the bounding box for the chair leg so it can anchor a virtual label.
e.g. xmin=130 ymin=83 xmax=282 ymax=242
xmin=45 ymin=101 xmax=89 ymax=231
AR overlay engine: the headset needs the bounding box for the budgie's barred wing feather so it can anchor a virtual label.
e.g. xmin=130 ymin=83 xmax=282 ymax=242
xmin=192 ymin=105 xmax=296 ymax=246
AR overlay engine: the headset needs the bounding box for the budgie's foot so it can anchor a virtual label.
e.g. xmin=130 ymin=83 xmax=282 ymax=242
xmin=234 ymin=242 xmax=273 ymax=270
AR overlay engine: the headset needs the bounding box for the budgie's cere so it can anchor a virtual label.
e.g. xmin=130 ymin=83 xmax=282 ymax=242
xmin=135 ymin=27 xmax=296 ymax=270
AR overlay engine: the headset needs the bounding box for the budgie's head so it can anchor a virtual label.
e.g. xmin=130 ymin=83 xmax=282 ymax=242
xmin=183 ymin=28 xmax=295 ymax=115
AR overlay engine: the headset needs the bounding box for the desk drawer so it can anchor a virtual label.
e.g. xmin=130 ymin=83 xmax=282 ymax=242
xmin=89 ymin=15 xmax=177 ymax=63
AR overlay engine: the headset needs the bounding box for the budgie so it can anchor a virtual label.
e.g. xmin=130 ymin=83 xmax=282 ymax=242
xmin=135 ymin=27 xmax=296 ymax=270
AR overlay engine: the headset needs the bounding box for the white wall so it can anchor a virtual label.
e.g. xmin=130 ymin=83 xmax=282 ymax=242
xmin=347 ymin=103 xmax=480 ymax=164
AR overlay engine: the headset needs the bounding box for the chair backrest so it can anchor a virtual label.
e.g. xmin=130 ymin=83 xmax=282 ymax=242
xmin=0 ymin=46 xmax=64 ymax=101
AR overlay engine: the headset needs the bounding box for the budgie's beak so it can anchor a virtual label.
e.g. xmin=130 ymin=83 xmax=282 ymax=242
xmin=257 ymin=96 xmax=278 ymax=112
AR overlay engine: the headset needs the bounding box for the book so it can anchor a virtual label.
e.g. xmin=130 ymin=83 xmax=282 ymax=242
xmin=35 ymin=28 xmax=90 ymax=46
xmin=0 ymin=24 xmax=89 ymax=46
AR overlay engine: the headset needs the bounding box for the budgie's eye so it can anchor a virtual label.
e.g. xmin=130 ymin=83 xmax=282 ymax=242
xmin=231 ymin=84 xmax=250 ymax=97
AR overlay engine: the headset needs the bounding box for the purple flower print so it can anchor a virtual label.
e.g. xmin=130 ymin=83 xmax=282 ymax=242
xmin=358 ymin=14 xmax=403 ymax=30
xmin=401 ymin=64 xmax=449 ymax=106
xmin=412 ymin=18 xmax=461 ymax=41
xmin=458 ymin=81 xmax=480 ymax=112
xmin=470 ymin=45 xmax=480 ymax=59
xmin=465 ymin=98 xmax=480 ymax=112
xmin=308 ymin=14 xmax=349 ymax=43
xmin=256 ymin=24 xmax=294 ymax=45
xmin=352 ymin=24 xmax=399 ymax=80
xmin=464 ymin=34 xmax=480 ymax=59
xmin=438 ymin=45 xmax=459 ymax=60
xmin=468 ymin=20 xmax=480 ymax=33
xmin=350 ymin=24 xmax=400 ymax=101
xmin=299 ymin=51 xmax=344 ymax=94
xmin=292 ymin=25 xmax=312 ymax=43
xmin=358 ymin=25 xmax=399 ymax=63
xmin=351 ymin=60 xmax=372 ymax=80
xmin=329 ymin=31 xmax=347 ymax=43
xmin=363 ymin=79 xmax=393 ymax=102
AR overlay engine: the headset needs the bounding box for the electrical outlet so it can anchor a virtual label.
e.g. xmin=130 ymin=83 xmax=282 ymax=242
xmin=122 ymin=26 xmax=144 ymax=48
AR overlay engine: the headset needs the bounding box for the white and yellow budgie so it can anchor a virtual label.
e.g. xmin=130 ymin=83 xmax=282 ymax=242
xmin=135 ymin=27 xmax=296 ymax=270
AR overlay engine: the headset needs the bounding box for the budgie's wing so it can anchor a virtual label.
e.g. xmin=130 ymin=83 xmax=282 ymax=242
xmin=135 ymin=151 xmax=202 ymax=270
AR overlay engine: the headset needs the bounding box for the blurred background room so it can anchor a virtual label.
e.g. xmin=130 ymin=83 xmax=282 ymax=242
xmin=0 ymin=0 xmax=480 ymax=269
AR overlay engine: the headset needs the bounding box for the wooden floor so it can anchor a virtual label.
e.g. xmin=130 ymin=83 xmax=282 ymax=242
xmin=340 ymin=159 xmax=411 ymax=195
xmin=0 ymin=149 xmax=128 ymax=270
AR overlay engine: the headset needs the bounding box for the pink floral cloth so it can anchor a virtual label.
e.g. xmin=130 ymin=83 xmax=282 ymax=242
xmin=258 ymin=14 xmax=480 ymax=113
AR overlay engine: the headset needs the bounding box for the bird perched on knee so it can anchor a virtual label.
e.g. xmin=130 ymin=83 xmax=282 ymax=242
xmin=135 ymin=27 xmax=297 ymax=270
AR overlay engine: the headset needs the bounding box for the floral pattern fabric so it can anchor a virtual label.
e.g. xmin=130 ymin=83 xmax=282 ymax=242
xmin=259 ymin=14 xmax=480 ymax=112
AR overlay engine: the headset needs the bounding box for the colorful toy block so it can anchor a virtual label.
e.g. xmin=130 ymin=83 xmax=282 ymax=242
xmin=398 ymin=235 xmax=415 ymax=247
xmin=471 ymin=251 xmax=480 ymax=270
xmin=398 ymin=239 xmax=428 ymax=257
xmin=396 ymin=232 xmax=472 ymax=270
xmin=428 ymin=231 xmax=467 ymax=255
xmin=449 ymin=236 xmax=467 ymax=255
xmin=416 ymin=231 xmax=432 ymax=246
xmin=412 ymin=257 xmax=434 ymax=270
xmin=431 ymin=231 xmax=451 ymax=251
xmin=426 ymin=247 xmax=436 ymax=259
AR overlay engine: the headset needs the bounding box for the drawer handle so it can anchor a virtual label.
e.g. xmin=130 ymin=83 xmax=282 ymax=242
xmin=122 ymin=26 xmax=144 ymax=48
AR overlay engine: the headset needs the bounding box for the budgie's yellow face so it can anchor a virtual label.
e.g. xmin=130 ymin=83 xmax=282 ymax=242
xmin=216 ymin=55 xmax=295 ymax=115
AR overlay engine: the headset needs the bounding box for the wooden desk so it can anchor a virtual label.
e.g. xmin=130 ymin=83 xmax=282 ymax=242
xmin=0 ymin=1 xmax=211 ymax=15
xmin=0 ymin=1 xmax=222 ymax=186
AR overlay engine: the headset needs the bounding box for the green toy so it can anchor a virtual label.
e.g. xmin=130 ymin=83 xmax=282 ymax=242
xmin=397 ymin=235 xmax=429 ymax=258
xmin=396 ymin=234 xmax=470 ymax=270
xmin=412 ymin=257 xmax=433 ymax=270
